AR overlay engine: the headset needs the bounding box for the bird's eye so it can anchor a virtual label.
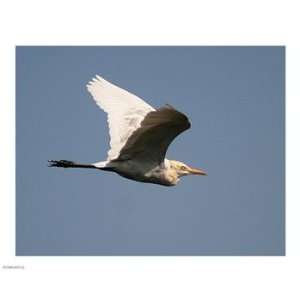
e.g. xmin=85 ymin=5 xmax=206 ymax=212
xmin=181 ymin=166 xmax=187 ymax=171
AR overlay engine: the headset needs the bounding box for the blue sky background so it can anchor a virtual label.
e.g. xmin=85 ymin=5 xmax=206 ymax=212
xmin=16 ymin=46 xmax=284 ymax=255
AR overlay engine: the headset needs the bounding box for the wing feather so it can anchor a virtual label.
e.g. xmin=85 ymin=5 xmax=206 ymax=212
xmin=86 ymin=75 xmax=154 ymax=160
xmin=116 ymin=105 xmax=191 ymax=164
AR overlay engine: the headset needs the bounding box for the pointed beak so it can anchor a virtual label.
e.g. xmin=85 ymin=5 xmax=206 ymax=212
xmin=188 ymin=167 xmax=207 ymax=176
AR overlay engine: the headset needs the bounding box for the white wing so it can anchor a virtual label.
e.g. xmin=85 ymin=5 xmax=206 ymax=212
xmin=86 ymin=75 xmax=155 ymax=161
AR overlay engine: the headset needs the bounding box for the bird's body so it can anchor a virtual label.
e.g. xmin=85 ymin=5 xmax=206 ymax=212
xmin=49 ymin=75 xmax=206 ymax=186
xmin=105 ymin=159 xmax=179 ymax=186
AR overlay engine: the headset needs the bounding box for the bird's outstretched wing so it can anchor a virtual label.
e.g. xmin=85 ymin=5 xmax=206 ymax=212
xmin=116 ymin=105 xmax=191 ymax=165
xmin=87 ymin=75 xmax=154 ymax=160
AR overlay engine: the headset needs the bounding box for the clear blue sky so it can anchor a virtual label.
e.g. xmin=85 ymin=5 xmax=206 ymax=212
xmin=16 ymin=46 xmax=284 ymax=255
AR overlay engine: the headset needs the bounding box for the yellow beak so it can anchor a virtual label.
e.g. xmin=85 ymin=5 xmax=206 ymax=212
xmin=188 ymin=167 xmax=207 ymax=175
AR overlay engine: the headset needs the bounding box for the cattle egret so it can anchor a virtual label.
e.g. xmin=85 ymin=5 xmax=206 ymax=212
xmin=48 ymin=75 xmax=206 ymax=186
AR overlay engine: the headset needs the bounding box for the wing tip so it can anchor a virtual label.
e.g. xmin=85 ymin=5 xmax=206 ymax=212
xmin=86 ymin=74 xmax=103 ymax=90
xmin=160 ymin=103 xmax=191 ymax=129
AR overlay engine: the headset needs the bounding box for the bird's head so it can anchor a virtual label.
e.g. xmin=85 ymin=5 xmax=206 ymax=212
xmin=169 ymin=160 xmax=207 ymax=178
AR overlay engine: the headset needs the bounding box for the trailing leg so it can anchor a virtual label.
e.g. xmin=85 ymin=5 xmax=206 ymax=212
xmin=48 ymin=160 xmax=97 ymax=169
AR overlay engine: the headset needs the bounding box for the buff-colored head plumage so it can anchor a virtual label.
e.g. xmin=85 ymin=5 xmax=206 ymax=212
xmin=169 ymin=160 xmax=207 ymax=177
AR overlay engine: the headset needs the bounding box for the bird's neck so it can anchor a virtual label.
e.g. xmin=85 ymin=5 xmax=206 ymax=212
xmin=168 ymin=171 xmax=179 ymax=185
xmin=164 ymin=164 xmax=179 ymax=185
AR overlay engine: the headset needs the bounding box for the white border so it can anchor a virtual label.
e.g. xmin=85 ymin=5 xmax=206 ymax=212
xmin=1 ymin=0 xmax=299 ymax=299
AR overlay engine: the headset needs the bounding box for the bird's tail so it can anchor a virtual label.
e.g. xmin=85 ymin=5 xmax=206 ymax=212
xmin=48 ymin=160 xmax=97 ymax=169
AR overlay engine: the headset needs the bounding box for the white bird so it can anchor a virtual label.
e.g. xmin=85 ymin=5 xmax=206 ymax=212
xmin=49 ymin=75 xmax=206 ymax=186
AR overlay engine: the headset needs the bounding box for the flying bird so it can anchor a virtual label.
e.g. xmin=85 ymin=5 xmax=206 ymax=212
xmin=49 ymin=75 xmax=206 ymax=186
